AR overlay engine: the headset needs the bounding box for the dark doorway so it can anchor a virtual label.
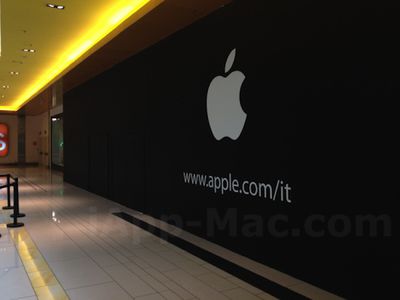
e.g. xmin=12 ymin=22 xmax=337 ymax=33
xmin=51 ymin=114 xmax=64 ymax=171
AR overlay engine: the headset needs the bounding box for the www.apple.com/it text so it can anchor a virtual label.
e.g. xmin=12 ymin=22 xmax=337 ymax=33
xmin=183 ymin=172 xmax=292 ymax=203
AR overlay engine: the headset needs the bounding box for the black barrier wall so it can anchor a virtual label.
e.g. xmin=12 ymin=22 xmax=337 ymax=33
xmin=64 ymin=1 xmax=397 ymax=298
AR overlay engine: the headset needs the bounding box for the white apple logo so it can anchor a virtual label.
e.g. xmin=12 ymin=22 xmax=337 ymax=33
xmin=207 ymin=48 xmax=247 ymax=141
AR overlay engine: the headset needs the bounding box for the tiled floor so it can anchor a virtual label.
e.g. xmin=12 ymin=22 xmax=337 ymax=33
xmin=0 ymin=167 xmax=341 ymax=300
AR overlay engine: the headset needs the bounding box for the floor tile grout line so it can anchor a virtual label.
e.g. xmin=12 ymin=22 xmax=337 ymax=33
xmin=62 ymin=280 xmax=122 ymax=293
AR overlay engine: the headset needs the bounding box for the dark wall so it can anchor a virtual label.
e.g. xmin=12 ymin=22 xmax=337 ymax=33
xmin=64 ymin=1 xmax=398 ymax=298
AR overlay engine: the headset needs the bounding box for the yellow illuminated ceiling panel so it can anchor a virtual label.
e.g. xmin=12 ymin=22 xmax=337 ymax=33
xmin=0 ymin=0 xmax=163 ymax=111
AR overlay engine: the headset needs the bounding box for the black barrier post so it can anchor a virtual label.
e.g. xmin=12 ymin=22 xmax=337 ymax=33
xmin=7 ymin=178 xmax=24 ymax=228
xmin=2 ymin=175 xmax=13 ymax=210
xmin=10 ymin=177 xmax=26 ymax=219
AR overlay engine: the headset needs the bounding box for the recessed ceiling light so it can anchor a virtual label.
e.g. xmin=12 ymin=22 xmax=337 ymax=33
xmin=22 ymin=48 xmax=36 ymax=53
xmin=10 ymin=71 xmax=20 ymax=75
xmin=46 ymin=4 xmax=65 ymax=10
xmin=2 ymin=85 xmax=10 ymax=89
xmin=1 ymin=95 xmax=5 ymax=99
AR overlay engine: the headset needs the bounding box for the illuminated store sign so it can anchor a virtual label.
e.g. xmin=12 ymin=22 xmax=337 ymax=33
xmin=0 ymin=123 xmax=9 ymax=157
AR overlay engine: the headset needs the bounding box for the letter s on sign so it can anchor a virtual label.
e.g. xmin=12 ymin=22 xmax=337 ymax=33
xmin=0 ymin=124 xmax=9 ymax=157
xmin=0 ymin=139 xmax=5 ymax=151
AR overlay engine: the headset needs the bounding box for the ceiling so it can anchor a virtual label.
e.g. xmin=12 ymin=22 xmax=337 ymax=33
xmin=0 ymin=0 xmax=164 ymax=112
xmin=0 ymin=0 xmax=231 ymax=114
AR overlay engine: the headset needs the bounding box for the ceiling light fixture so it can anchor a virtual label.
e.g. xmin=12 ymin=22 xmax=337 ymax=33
xmin=22 ymin=48 xmax=36 ymax=53
xmin=2 ymin=85 xmax=10 ymax=89
xmin=10 ymin=71 xmax=20 ymax=75
xmin=46 ymin=4 xmax=65 ymax=10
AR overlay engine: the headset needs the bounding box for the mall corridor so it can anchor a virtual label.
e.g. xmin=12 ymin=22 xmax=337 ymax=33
xmin=0 ymin=0 xmax=397 ymax=299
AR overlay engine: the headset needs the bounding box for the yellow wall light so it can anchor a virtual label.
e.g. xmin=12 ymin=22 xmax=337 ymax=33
xmin=4 ymin=0 xmax=163 ymax=112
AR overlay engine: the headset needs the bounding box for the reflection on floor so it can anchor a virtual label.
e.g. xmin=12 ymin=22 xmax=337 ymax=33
xmin=0 ymin=167 xmax=340 ymax=300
